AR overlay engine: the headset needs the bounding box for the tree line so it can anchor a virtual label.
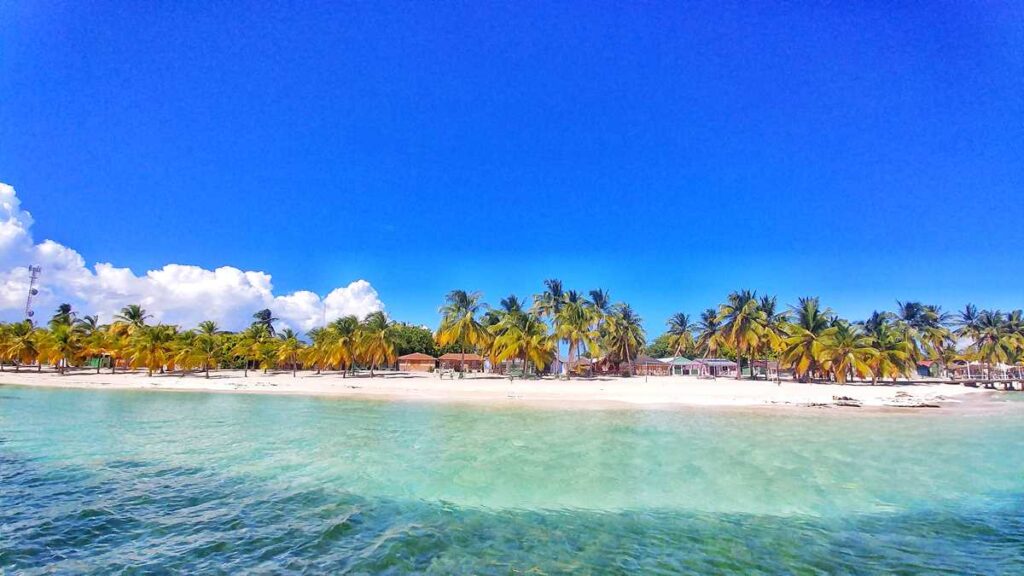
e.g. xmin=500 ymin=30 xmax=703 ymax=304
xmin=2 ymin=282 xmax=1022 ymax=382
xmin=648 ymin=295 xmax=1024 ymax=382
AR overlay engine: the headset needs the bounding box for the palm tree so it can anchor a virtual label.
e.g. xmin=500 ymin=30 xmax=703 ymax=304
xmin=866 ymin=321 xmax=913 ymax=384
xmin=816 ymin=322 xmax=877 ymax=384
xmin=486 ymin=296 xmax=528 ymax=369
xmin=74 ymin=314 xmax=100 ymax=335
xmin=359 ymin=312 xmax=398 ymax=376
xmin=603 ymin=303 xmax=646 ymax=374
xmin=665 ymin=313 xmax=695 ymax=358
xmin=695 ymin=308 xmax=723 ymax=358
xmin=0 ymin=319 xmax=8 ymax=368
xmin=114 ymin=304 xmax=152 ymax=334
xmin=4 ymin=320 xmax=42 ymax=372
xmin=971 ymin=310 xmax=1014 ymax=379
xmin=755 ymin=296 xmax=787 ymax=379
xmin=955 ymin=304 xmax=981 ymax=342
xmin=532 ymin=279 xmax=565 ymax=319
xmin=436 ymin=290 xmax=490 ymax=373
xmin=128 ymin=324 xmax=177 ymax=376
xmin=780 ymin=297 xmax=832 ymax=382
xmin=862 ymin=311 xmax=893 ymax=335
xmin=490 ymin=312 xmax=555 ymax=375
xmin=197 ymin=320 xmax=222 ymax=336
xmin=893 ymin=301 xmax=949 ymax=361
xmin=588 ymin=288 xmax=612 ymax=337
xmin=483 ymin=294 xmax=526 ymax=327
xmin=327 ymin=315 xmax=361 ymax=376
xmin=0 ymin=323 xmax=9 ymax=371
xmin=716 ymin=290 xmax=766 ymax=380
xmin=302 ymin=327 xmax=330 ymax=374
xmin=39 ymin=323 xmax=83 ymax=375
xmin=105 ymin=329 xmax=128 ymax=374
xmin=232 ymin=324 xmax=272 ymax=376
xmin=554 ymin=291 xmax=597 ymax=378
xmin=1006 ymin=310 xmax=1024 ymax=369
xmin=500 ymin=295 xmax=527 ymax=316
xmin=935 ymin=342 xmax=964 ymax=380
xmin=176 ymin=328 xmax=224 ymax=378
xmin=50 ymin=303 xmax=76 ymax=328
xmin=251 ymin=309 xmax=278 ymax=337
xmin=276 ymin=328 xmax=305 ymax=377
xmin=81 ymin=328 xmax=110 ymax=373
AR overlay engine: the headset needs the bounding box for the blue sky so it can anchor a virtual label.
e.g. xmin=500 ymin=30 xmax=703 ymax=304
xmin=2 ymin=2 xmax=1022 ymax=334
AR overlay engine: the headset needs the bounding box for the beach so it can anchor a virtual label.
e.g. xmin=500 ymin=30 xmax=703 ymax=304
xmin=0 ymin=369 xmax=983 ymax=409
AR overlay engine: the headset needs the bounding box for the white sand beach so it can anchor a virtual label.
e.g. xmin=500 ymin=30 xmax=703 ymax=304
xmin=0 ymin=369 xmax=985 ymax=410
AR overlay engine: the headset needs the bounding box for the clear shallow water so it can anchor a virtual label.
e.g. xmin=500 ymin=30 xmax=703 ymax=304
xmin=1 ymin=385 xmax=1022 ymax=574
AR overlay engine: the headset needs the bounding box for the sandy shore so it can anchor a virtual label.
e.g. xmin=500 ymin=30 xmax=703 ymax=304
xmin=0 ymin=368 xmax=986 ymax=410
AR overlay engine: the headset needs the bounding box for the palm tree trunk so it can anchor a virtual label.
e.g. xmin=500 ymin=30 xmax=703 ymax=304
xmin=625 ymin=340 xmax=632 ymax=375
xmin=566 ymin=339 xmax=574 ymax=380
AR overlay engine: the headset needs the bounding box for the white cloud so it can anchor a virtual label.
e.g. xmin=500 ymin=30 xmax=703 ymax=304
xmin=0 ymin=182 xmax=384 ymax=332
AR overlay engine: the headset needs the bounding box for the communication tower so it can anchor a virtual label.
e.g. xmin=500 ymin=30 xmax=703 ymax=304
xmin=24 ymin=265 xmax=41 ymax=320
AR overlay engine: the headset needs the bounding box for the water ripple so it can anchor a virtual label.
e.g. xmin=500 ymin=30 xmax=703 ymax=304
xmin=3 ymin=386 xmax=1024 ymax=574
xmin=2 ymin=450 xmax=1023 ymax=574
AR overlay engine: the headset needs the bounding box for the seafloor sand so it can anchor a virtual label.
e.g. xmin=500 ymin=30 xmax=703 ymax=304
xmin=0 ymin=368 xmax=984 ymax=410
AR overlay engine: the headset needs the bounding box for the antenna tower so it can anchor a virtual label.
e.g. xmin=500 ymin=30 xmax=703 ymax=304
xmin=24 ymin=265 xmax=41 ymax=320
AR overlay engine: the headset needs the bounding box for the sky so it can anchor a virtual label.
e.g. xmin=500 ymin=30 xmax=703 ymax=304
xmin=1 ymin=2 xmax=1022 ymax=334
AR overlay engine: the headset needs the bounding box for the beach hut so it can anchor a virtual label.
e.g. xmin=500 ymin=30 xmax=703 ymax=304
xmin=631 ymin=356 xmax=671 ymax=376
xmin=438 ymin=352 xmax=485 ymax=372
xmin=397 ymin=352 xmax=437 ymax=372
xmin=751 ymin=359 xmax=780 ymax=380
xmin=559 ymin=356 xmax=594 ymax=377
xmin=658 ymin=357 xmax=700 ymax=376
xmin=696 ymin=358 xmax=739 ymax=378
xmin=915 ymin=360 xmax=939 ymax=378
xmin=949 ymin=360 xmax=980 ymax=380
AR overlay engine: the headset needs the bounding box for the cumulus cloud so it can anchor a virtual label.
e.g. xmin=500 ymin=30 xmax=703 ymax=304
xmin=0 ymin=182 xmax=384 ymax=332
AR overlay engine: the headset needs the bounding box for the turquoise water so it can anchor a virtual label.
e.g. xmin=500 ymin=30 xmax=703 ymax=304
xmin=1 ymin=386 xmax=1022 ymax=574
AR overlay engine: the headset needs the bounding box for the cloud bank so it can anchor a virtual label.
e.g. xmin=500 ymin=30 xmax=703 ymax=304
xmin=0 ymin=183 xmax=383 ymax=332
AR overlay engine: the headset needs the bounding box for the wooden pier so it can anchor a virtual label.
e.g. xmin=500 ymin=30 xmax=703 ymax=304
xmin=957 ymin=379 xmax=1024 ymax=391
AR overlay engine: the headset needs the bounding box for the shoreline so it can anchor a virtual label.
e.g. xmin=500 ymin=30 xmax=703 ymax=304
xmin=0 ymin=368 xmax=994 ymax=413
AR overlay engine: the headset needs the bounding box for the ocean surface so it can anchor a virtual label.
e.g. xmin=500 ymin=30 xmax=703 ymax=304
xmin=1 ymin=385 xmax=1022 ymax=574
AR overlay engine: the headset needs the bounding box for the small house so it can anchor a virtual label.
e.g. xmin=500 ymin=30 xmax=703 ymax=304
xmin=438 ymin=352 xmax=485 ymax=372
xmin=631 ymin=356 xmax=671 ymax=376
xmin=751 ymin=359 xmax=780 ymax=380
xmin=397 ymin=352 xmax=437 ymax=372
xmin=696 ymin=358 xmax=739 ymax=378
xmin=658 ymin=357 xmax=701 ymax=375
